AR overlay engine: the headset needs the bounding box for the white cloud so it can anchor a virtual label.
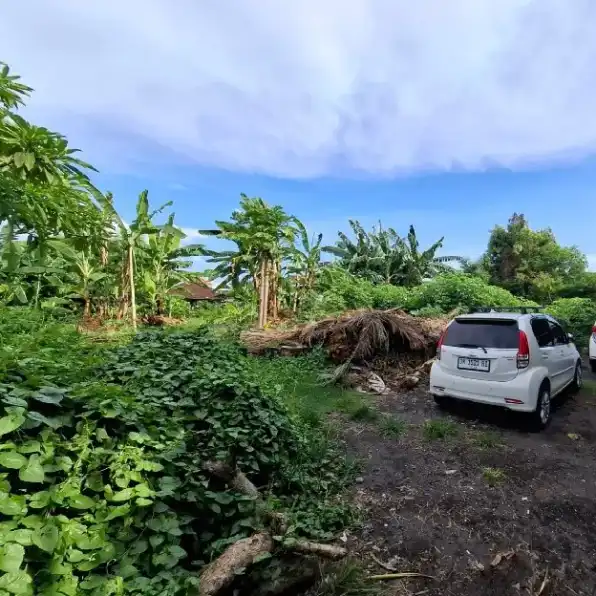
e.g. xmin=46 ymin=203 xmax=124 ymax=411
xmin=1 ymin=0 xmax=596 ymax=177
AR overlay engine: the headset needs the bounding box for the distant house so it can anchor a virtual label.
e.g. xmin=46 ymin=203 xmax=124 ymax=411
xmin=169 ymin=279 xmax=222 ymax=306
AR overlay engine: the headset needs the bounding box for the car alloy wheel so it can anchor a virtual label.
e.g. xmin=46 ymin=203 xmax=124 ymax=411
xmin=539 ymin=388 xmax=551 ymax=425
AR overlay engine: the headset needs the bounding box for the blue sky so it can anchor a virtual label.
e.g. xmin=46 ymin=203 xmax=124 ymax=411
xmin=1 ymin=0 xmax=595 ymax=269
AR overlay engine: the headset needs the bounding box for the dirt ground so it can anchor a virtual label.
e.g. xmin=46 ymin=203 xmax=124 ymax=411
xmin=343 ymin=362 xmax=596 ymax=596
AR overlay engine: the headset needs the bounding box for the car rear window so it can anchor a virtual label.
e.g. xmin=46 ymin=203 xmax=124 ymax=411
xmin=443 ymin=319 xmax=519 ymax=349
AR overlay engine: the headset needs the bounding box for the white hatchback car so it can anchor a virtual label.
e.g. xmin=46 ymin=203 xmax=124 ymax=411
xmin=590 ymin=321 xmax=596 ymax=373
xmin=430 ymin=309 xmax=582 ymax=429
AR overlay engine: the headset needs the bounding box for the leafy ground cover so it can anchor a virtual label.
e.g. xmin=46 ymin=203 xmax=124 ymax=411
xmin=0 ymin=309 xmax=358 ymax=595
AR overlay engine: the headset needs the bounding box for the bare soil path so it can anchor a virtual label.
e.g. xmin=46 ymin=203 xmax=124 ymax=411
xmin=343 ymin=361 xmax=596 ymax=596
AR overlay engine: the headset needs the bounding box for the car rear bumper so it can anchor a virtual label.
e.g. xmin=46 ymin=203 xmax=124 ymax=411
xmin=430 ymin=362 xmax=536 ymax=412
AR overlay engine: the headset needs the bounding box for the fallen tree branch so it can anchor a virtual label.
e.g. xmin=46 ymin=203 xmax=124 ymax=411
xmin=202 ymin=461 xmax=260 ymax=498
xmin=288 ymin=540 xmax=347 ymax=559
xmin=199 ymin=533 xmax=273 ymax=596
xmin=199 ymin=463 xmax=348 ymax=595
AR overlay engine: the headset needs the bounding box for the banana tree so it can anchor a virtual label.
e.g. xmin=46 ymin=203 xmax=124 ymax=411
xmin=92 ymin=189 xmax=170 ymax=328
xmin=202 ymin=195 xmax=297 ymax=327
xmin=287 ymin=219 xmax=323 ymax=312
xmin=141 ymin=214 xmax=205 ymax=315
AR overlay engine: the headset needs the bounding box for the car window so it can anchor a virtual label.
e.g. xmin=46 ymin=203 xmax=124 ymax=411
xmin=531 ymin=318 xmax=554 ymax=347
xmin=443 ymin=319 xmax=519 ymax=349
xmin=549 ymin=320 xmax=569 ymax=345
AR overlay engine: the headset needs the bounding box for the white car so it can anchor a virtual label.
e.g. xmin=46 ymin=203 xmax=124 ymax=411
xmin=590 ymin=321 xmax=596 ymax=373
xmin=430 ymin=309 xmax=582 ymax=429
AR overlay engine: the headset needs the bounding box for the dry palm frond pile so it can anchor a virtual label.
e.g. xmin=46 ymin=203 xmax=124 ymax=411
xmin=242 ymin=309 xmax=448 ymax=391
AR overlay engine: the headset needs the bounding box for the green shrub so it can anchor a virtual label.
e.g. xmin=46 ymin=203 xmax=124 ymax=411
xmin=0 ymin=311 xmax=354 ymax=594
xmin=370 ymin=284 xmax=410 ymax=309
xmin=545 ymin=298 xmax=596 ymax=347
xmin=407 ymin=273 xmax=535 ymax=314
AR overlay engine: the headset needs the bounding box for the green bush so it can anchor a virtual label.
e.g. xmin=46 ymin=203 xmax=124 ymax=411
xmin=0 ymin=311 xmax=353 ymax=594
xmin=406 ymin=273 xmax=535 ymax=314
xmin=370 ymin=284 xmax=410 ymax=309
xmin=545 ymin=298 xmax=596 ymax=347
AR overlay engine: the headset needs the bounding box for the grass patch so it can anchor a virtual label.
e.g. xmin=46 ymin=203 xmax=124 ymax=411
xmin=379 ymin=415 xmax=407 ymax=438
xmin=423 ymin=418 xmax=460 ymax=440
xmin=313 ymin=560 xmax=385 ymax=595
xmin=247 ymin=350 xmax=374 ymax=426
xmin=482 ymin=467 xmax=506 ymax=486
xmin=350 ymin=404 xmax=380 ymax=422
xmin=583 ymin=379 xmax=596 ymax=396
xmin=474 ymin=430 xmax=502 ymax=449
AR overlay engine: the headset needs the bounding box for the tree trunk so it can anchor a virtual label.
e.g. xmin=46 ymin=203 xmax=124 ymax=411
xmin=258 ymin=259 xmax=269 ymax=328
xmin=83 ymin=297 xmax=91 ymax=318
xmin=270 ymin=260 xmax=279 ymax=321
xmin=128 ymin=245 xmax=137 ymax=330
xmin=156 ymin=296 xmax=164 ymax=316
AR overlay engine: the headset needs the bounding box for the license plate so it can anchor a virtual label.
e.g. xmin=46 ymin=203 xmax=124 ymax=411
xmin=457 ymin=357 xmax=490 ymax=372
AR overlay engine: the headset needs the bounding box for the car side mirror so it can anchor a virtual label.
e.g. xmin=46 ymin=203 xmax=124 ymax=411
xmin=568 ymin=333 xmax=574 ymax=342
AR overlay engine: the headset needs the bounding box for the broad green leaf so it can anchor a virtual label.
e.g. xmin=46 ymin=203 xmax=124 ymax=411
xmin=0 ymin=570 xmax=32 ymax=595
xmin=69 ymin=495 xmax=95 ymax=510
xmin=0 ymin=493 xmax=27 ymax=516
xmin=48 ymin=559 xmax=72 ymax=575
xmin=28 ymin=491 xmax=50 ymax=509
xmin=19 ymin=456 xmax=45 ymax=483
xmin=110 ymin=488 xmax=133 ymax=502
xmin=0 ymin=543 xmax=24 ymax=573
xmin=26 ymin=411 xmax=63 ymax=429
xmin=32 ymin=524 xmax=59 ymax=553
xmin=5 ymin=530 xmax=33 ymax=546
xmin=20 ymin=516 xmax=43 ymax=530
xmin=31 ymin=387 xmax=64 ymax=405
xmin=135 ymin=498 xmax=152 ymax=507
xmin=18 ymin=441 xmax=40 ymax=454
xmin=0 ymin=452 xmax=26 ymax=470
xmin=0 ymin=412 xmax=25 ymax=437
xmin=105 ymin=504 xmax=129 ymax=521
xmin=67 ymin=549 xmax=85 ymax=563
xmin=74 ymin=533 xmax=104 ymax=551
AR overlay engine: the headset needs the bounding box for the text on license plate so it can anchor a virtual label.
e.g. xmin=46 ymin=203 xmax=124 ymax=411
xmin=457 ymin=357 xmax=490 ymax=372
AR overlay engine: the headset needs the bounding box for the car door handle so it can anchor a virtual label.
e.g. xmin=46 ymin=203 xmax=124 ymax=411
xmin=542 ymin=354 xmax=549 ymax=359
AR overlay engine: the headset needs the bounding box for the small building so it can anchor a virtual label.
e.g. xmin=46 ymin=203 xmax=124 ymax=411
xmin=169 ymin=280 xmax=222 ymax=307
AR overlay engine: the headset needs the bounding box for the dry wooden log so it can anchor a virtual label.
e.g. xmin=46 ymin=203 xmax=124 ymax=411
xmin=290 ymin=540 xmax=347 ymax=559
xmin=202 ymin=461 xmax=260 ymax=498
xmin=198 ymin=533 xmax=273 ymax=596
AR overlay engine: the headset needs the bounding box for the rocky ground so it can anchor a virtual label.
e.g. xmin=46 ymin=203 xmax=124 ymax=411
xmin=342 ymin=361 xmax=596 ymax=596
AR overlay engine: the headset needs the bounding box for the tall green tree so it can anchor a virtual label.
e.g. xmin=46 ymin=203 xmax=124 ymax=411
xmin=483 ymin=213 xmax=587 ymax=302
xmin=203 ymin=194 xmax=297 ymax=326
xmin=287 ymin=219 xmax=323 ymax=312
xmin=324 ymin=220 xmax=462 ymax=286
xmin=140 ymin=214 xmax=205 ymax=315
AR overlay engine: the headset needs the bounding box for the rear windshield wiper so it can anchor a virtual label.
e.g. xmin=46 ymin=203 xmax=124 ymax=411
xmin=455 ymin=343 xmax=488 ymax=354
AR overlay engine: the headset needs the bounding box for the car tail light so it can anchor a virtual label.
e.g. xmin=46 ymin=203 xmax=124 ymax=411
xmin=517 ymin=330 xmax=530 ymax=369
xmin=436 ymin=329 xmax=447 ymax=360
xmin=592 ymin=324 xmax=596 ymax=337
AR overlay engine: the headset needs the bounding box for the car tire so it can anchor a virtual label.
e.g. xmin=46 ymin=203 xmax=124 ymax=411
xmin=530 ymin=383 xmax=552 ymax=431
xmin=571 ymin=361 xmax=583 ymax=392
xmin=591 ymin=360 xmax=596 ymax=374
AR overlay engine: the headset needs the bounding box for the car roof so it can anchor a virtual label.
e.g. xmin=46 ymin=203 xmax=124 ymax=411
xmin=455 ymin=312 xmax=526 ymax=321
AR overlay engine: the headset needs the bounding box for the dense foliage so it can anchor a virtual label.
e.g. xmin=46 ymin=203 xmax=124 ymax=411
xmin=0 ymin=310 xmax=354 ymax=594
